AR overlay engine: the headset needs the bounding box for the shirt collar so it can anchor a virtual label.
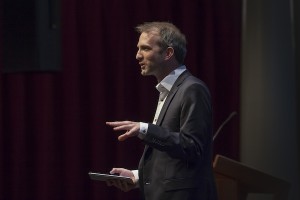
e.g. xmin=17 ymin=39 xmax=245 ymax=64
xmin=156 ymin=65 xmax=187 ymax=93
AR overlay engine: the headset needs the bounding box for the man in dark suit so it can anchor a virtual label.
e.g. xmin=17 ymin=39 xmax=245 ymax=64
xmin=106 ymin=21 xmax=218 ymax=200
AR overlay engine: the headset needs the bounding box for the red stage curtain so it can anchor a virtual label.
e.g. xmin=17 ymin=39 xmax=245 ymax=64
xmin=0 ymin=0 xmax=241 ymax=199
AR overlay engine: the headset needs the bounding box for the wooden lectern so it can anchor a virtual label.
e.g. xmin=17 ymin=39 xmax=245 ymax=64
xmin=213 ymin=154 xmax=290 ymax=200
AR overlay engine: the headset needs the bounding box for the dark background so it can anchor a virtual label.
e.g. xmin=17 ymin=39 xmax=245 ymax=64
xmin=0 ymin=0 xmax=241 ymax=200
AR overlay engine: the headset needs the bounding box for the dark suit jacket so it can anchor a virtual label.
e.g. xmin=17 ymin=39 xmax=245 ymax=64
xmin=138 ymin=70 xmax=218 ymax=200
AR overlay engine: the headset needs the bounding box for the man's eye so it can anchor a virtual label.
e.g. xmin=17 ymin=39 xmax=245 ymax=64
xmin=142 ymin=47 xmax=151 ymax=51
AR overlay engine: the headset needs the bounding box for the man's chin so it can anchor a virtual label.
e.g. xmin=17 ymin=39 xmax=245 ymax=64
xmin=140 ymin=70 xmax=149 ymax=76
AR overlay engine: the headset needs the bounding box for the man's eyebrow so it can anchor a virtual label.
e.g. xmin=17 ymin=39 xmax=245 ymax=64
xmin=137 ymin=44 xmax=150 ymax=49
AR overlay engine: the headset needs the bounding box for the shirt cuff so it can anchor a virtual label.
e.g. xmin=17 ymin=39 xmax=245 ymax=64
xmin=138 ymin=122 xmax=148 ymax=139
xmin=132 ymin=170 xmax=139 ymax=181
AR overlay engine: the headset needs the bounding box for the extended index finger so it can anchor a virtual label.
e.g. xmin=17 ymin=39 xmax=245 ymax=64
xmin=106 ymin=121 xmax=131 ymax=126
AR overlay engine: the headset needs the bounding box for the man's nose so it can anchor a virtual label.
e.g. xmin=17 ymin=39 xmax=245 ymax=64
xmin=136 ymin=51 xmax=142 ymax=60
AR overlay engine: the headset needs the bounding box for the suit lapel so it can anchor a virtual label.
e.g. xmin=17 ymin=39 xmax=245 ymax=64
xmin=156 ymin=70 xmax=191 ymax=125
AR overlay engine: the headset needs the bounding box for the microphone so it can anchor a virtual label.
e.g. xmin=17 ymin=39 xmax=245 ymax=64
xmin=213 ymin=111 xmax=237 ymax=141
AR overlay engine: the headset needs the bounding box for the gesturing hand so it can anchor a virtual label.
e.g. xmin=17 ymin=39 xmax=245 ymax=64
xmin=106 ymin=121 xmax=140 ymax=141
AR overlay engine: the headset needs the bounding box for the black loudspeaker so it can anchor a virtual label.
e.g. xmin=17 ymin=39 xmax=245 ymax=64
xmin=3 ymin=0 xmax=61 ymax=73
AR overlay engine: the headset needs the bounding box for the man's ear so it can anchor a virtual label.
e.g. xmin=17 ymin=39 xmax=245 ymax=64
xmin=164 ymin=47 xmax=174 ymax=60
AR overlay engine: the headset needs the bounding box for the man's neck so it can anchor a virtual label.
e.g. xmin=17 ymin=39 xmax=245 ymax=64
xmin=156 ymin=65 xmax=180 ymax=83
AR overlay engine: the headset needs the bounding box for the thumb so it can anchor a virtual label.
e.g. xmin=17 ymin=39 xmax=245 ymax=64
xmin=110 ymin=168 xmax=121 ymax=175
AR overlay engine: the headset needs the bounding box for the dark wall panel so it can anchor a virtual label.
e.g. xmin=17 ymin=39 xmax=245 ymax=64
xmin=3 ymin=0 xmax=61 ymax=72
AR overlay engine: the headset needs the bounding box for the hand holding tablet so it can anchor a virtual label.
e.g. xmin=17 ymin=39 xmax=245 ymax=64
xmin=88 ymin=172 xmax=134 ymax=184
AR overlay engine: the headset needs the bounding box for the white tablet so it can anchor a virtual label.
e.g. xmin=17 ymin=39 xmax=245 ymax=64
xmin=88 ymin=172 xmax=134 ymax=184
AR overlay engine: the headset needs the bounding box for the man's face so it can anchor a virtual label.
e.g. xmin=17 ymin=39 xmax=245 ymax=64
xmin=136 ymin=32 xmax=166 ymax=77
